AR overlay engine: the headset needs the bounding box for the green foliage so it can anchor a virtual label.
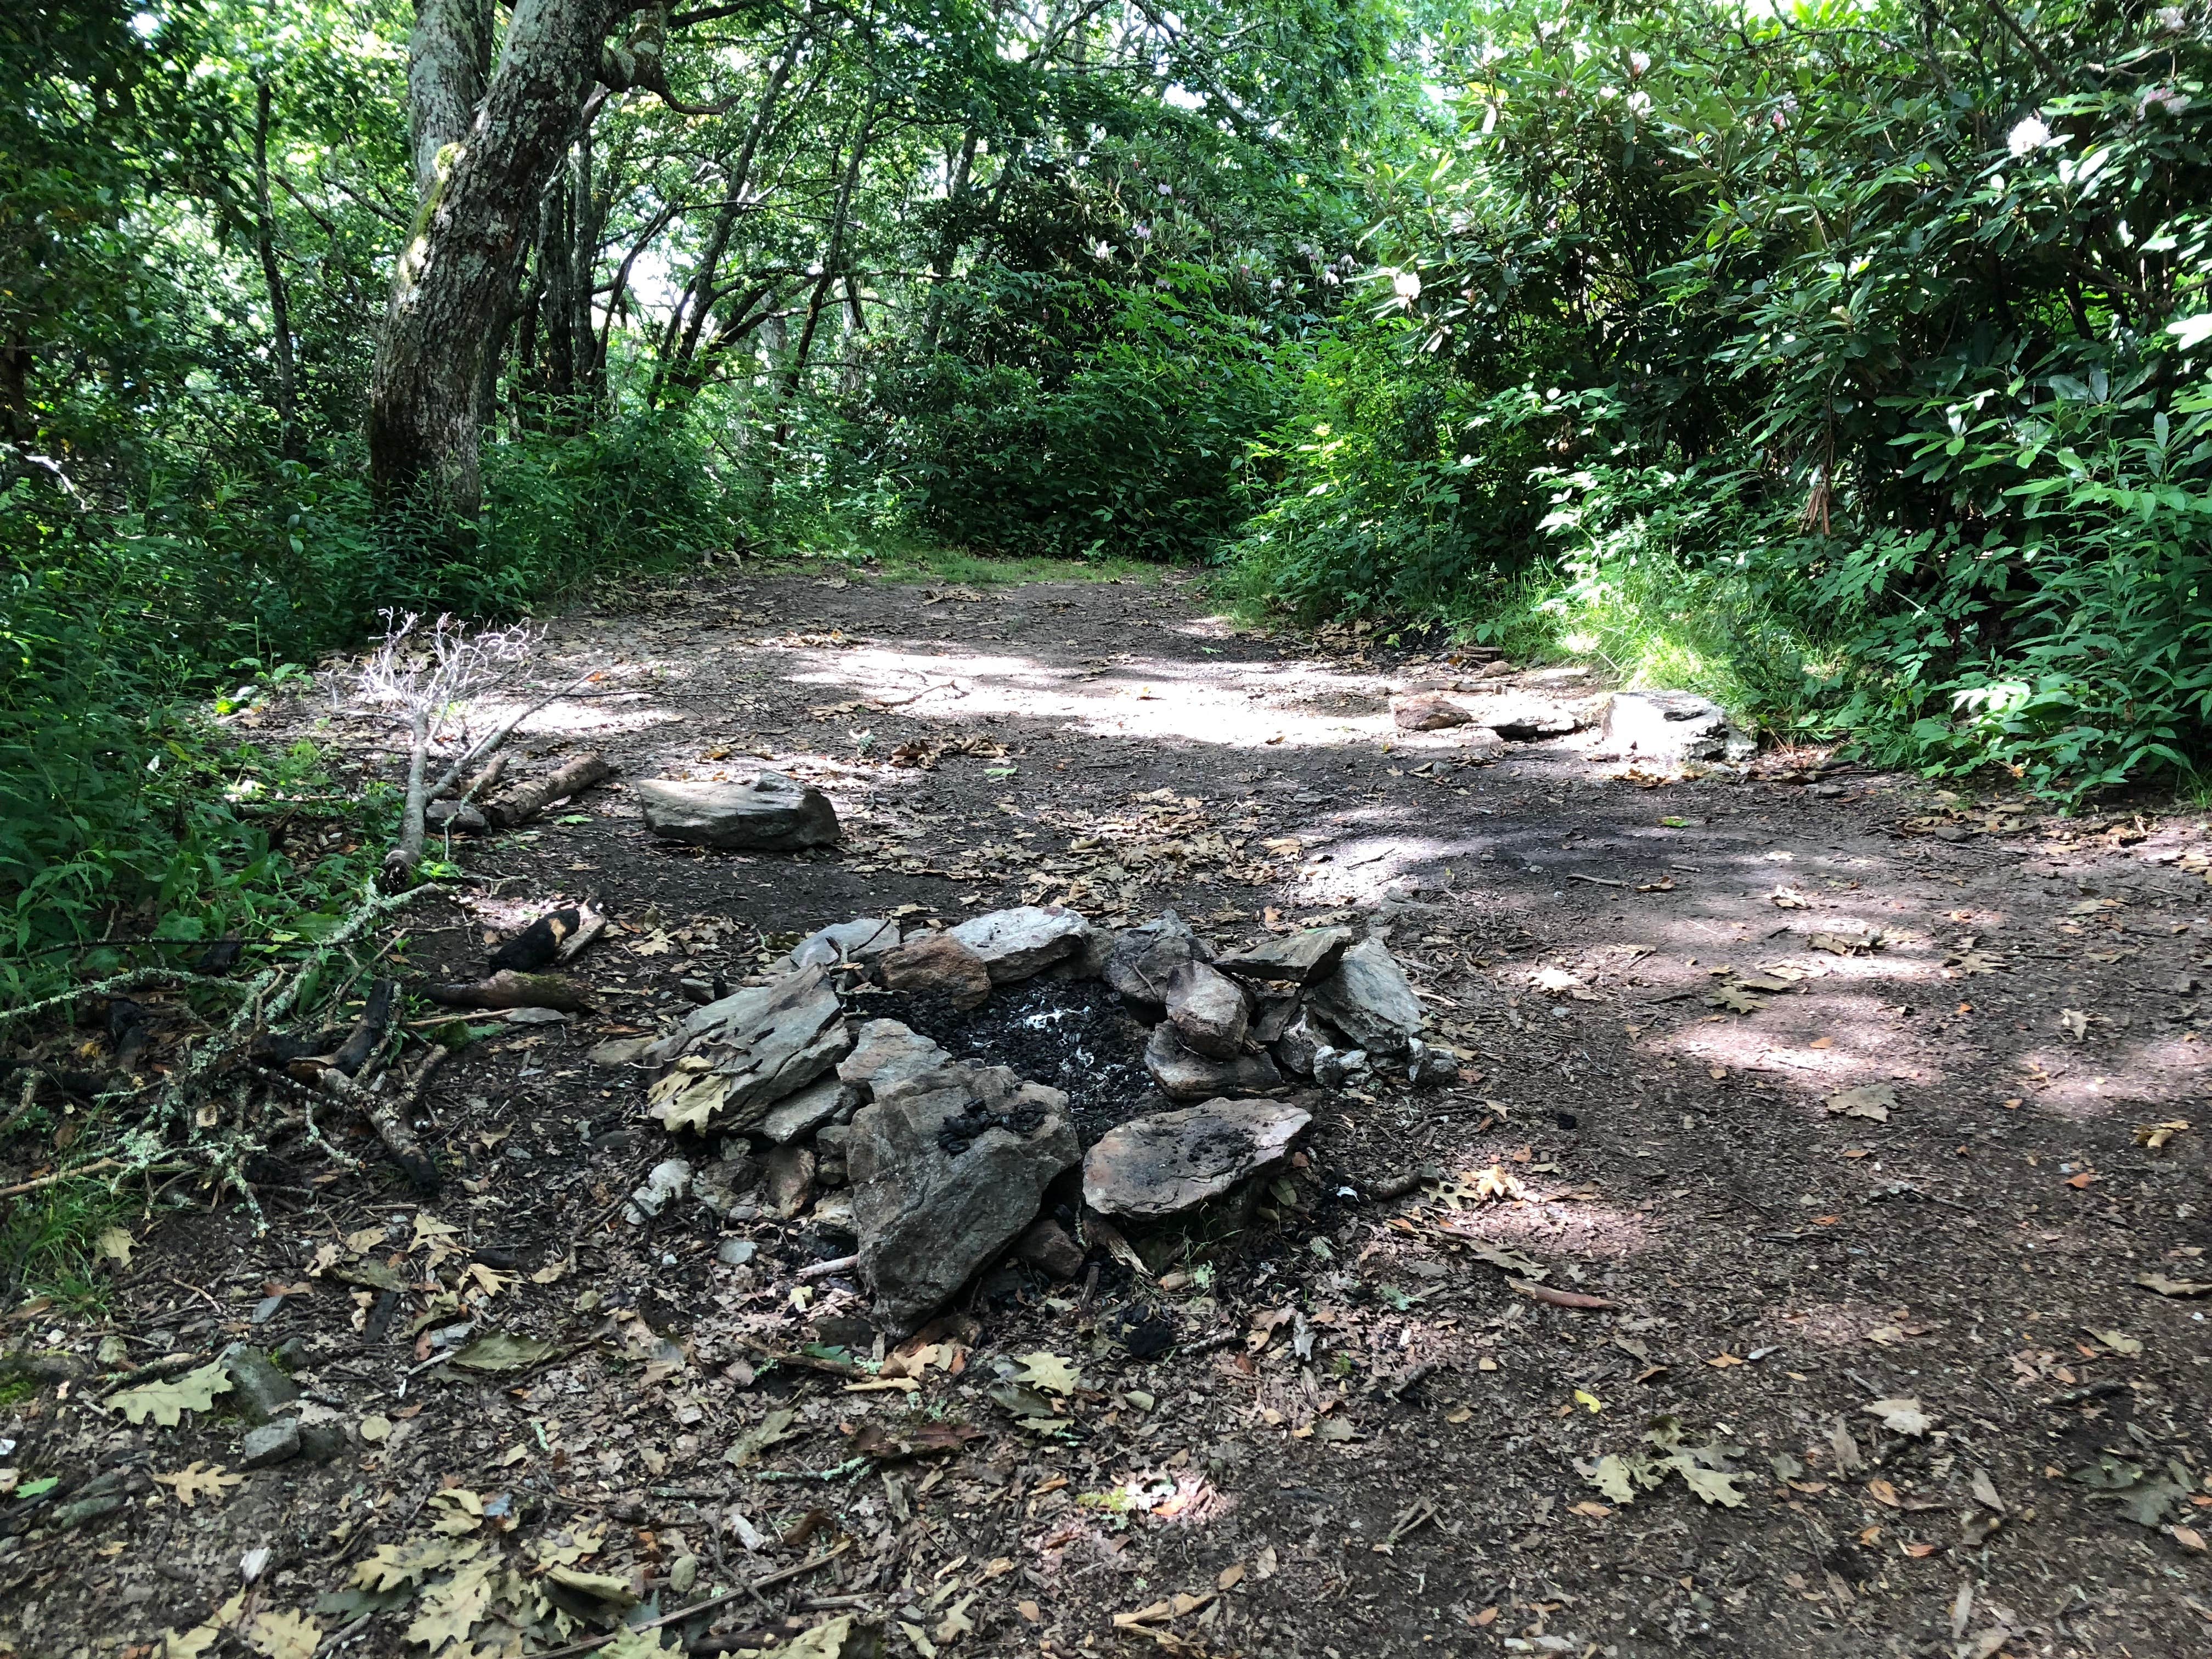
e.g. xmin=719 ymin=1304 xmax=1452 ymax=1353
xmin=0 ymin=410 xmax=733 ymax=1000
xmin=1225 ymin=0 xmax=2212 ymax=799
xmin=842 ymin=266 xmax=1300 ymax=560
xmin=0 ymin=1181 xmax=126 ymax=1314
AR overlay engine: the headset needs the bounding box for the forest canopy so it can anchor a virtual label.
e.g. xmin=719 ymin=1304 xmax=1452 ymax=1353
xmin=4 ymin=0 xmax=2212 ymax=983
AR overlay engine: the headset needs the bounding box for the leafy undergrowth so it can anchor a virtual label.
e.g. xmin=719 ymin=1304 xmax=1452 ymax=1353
xmin=0 ymin=1182 xmax=127 ymax=1315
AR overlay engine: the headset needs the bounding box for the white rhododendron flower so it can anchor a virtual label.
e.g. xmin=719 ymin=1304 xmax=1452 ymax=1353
xmin=1628 ymin=50 xmax=1650 ymax=77
xmin=2008 ymin=114 xmax=2052 ymax=156
xmin=1392 ymin=270 xmax=1422 ymax=301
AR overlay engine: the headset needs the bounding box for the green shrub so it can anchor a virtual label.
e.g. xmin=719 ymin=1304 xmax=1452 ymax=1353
xmin=834 ymin=264 xmax=1297 ymax=561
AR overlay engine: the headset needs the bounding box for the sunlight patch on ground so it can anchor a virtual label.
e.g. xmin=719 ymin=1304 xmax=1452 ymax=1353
xmin=772 ymin=640 xmax=1412 ymax=752
xmin=2024 ymin=1032 xmax=2212 ymax=1117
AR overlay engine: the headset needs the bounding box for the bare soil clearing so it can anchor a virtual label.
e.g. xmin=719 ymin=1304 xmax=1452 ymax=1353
xmin=9 ymin=568 xmax=2212 ymax=1659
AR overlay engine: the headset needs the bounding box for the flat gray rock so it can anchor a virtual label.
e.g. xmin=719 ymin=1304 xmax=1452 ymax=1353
xmin=786 ymin=917 xmax=902 ymax=969
xmin=239 ymin=1417 xmax=300 ymax=1470
xmin=1305 ymin=938 xmax=1424 ymax=1058
xmin=947 ymin=905 xmax=1091 ymax=984
xmin=1166 ymin=961 xmax=1250 ymax=1059
xmin=1084 ymin=1097 xmax=1312 ymax=1218
xmin=837 ymin=1019 xmax=953 ymax=1105
xmin=635 ymin=772 xmax=839 ymax=851
xmin=642 ymin=967 xmax=852 ymax=1134
xmin=1104 ymin=910 xmax=1212 ymax=1018
xmin=758 ymin=1074 xmax=847 ymax=1144
xmin=848 ymin=1063 xmax=1080 ymax=1335
xmin=1144 ymin=1023 xmax=1282 ymax=1102
xmin=1601 ymin=690 xmax=1754 ymax=763
xmin=1215 ymin=926 xmax=1352 ymax=985
xmin=218 ymin=1343 xmax=299 ymax=1425
xmin=1459 ymin=693 xmax=1579 ymax=741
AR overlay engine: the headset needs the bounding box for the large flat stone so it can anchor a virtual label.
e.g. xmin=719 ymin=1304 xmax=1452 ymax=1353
xmin=1103 ymin=910 xmax=1211 ymax=1018
xmin=1459 ymin=694 xmax=1579 ymax=741
xmin=1084 ymin=1098 xmax=1313 ymax=1217
xmin=1144 ymin=1023 xmax=1282 ymax=1102
xmin=1305 ymin=938 xmax=1424 ymax=1058
xmin=836 ymin=1019 xmax=954 ymax=1105
xmin=848 ymin=1063 xmax=1080 ymax=1335
xmin=1601 ymin=690 xmax=1754 ymax=764
xmin=878 ymin=932 xmax=992 ymax=1008
xmin=635 ymin=772 xmax=839 ymax=851
xmin=1392 ymin=692 xmax=1474 ymax=731
xmin=787 ymin=917 xmax=902 ymax=969
xmin=642 ymin=967 xmax=852 ymax=1134
xmin=1166 ymin=961 xmax=1250 ymax=1059
xmin=946 ymin=906 xmax=1091 ymax=985
xmin=1214 ymin=927 xmax=1352 ymax=986
xmin=758 ymin=1075 xmax=847 ymax=1144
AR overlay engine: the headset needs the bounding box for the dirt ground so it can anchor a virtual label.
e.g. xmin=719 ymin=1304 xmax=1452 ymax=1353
xmin=9 ymin=563 xmax=2212 ymax=1659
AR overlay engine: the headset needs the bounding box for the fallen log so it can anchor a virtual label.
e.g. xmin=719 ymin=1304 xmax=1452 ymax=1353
xmin=484 ymin=753 xmax=613 ymax=829
xmin=426 ymin=970 xmax=594 ymax=1012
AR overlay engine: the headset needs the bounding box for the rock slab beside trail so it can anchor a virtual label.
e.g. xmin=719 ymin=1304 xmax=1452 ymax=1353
xmin=635 ymin=771 xmax=840 ymax=850
xmin=1306 ymin=938 xmax=1424 ymax=1058
xmin=947 ymin=905 xmax=1092 ymax=984
xmin=1084 ymin=1098 xmax=1312 ymax=1217
xmin=848 ymin=1063 xmax=1080 ymax=1335
xmin=1104 ymin=910 xmax=1211 ymax=1018
xmin=1215 ymin=926 xmax=1352 ymax=986
xmin=641 ymin=967 xmax=851 ymax=1133
xmin=1460 ymin=693 xmax=1580 ymax=740
xmin=1393 ymin=692 xmax=1475 ymax=731
xmin=1144 ymin=1022 xmax=1283 ymax=1101
xmin=1601 ymin=690 xmax=1754 ymax=763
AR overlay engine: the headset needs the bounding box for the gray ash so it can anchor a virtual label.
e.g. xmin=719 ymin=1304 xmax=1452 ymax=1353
xmin=860 ymin=977 xmax=1161 ymax=1140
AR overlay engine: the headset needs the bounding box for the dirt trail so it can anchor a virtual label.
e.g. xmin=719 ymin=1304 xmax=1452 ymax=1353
xmin=12 ymin=567 xmax=2212 ymax=1659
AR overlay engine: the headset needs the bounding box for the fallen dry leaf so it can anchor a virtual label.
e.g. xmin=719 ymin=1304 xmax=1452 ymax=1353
xmin=1864 ymin=1397 xmax=1933 ymax=1437
xmin=2137 ymin=1273 xmax=2212 ymax=1297
xmin=1825 ymin=1082 xmax=1897 ymax=1121
xmin=153 ymin=1462 xmax=246 ymax=1508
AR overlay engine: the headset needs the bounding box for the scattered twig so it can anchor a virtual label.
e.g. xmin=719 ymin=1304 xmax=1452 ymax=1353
xmin=526 ymin=1542 xmax=853 ymax=1659
xmin=0 ymin=1158 xmax=122 ymax=1198
xmin=732 ymin=1335 xmax=866 ymax=1379
xmin=795 ymin=1254 xmax=860 ymax=1281
xmin=1566 ymin=872 xmax=1630 ymax=888
xmin=1508 ymin=1278 xmax=1617 ymax=1311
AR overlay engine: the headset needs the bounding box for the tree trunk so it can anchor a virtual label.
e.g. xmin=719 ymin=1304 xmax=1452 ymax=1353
xmin=920 ymin=127 xmax=978 ymax=351
xmin=407 ymin=0 xmax=494 ymax=202
xmin=0 ymin=338 xmax=30 ymax=445
xmin=567 ymin=131 xmax=601 ymax=408
xmin=251 ymin=81 xmax=298 ymax=456
xmin=653 ymin=15 xmax=814 ymax=403
xmin=370 ymin=0 xmax=617 ymax=511
xmin=767 ymin=99 xmax=873 ymax=459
